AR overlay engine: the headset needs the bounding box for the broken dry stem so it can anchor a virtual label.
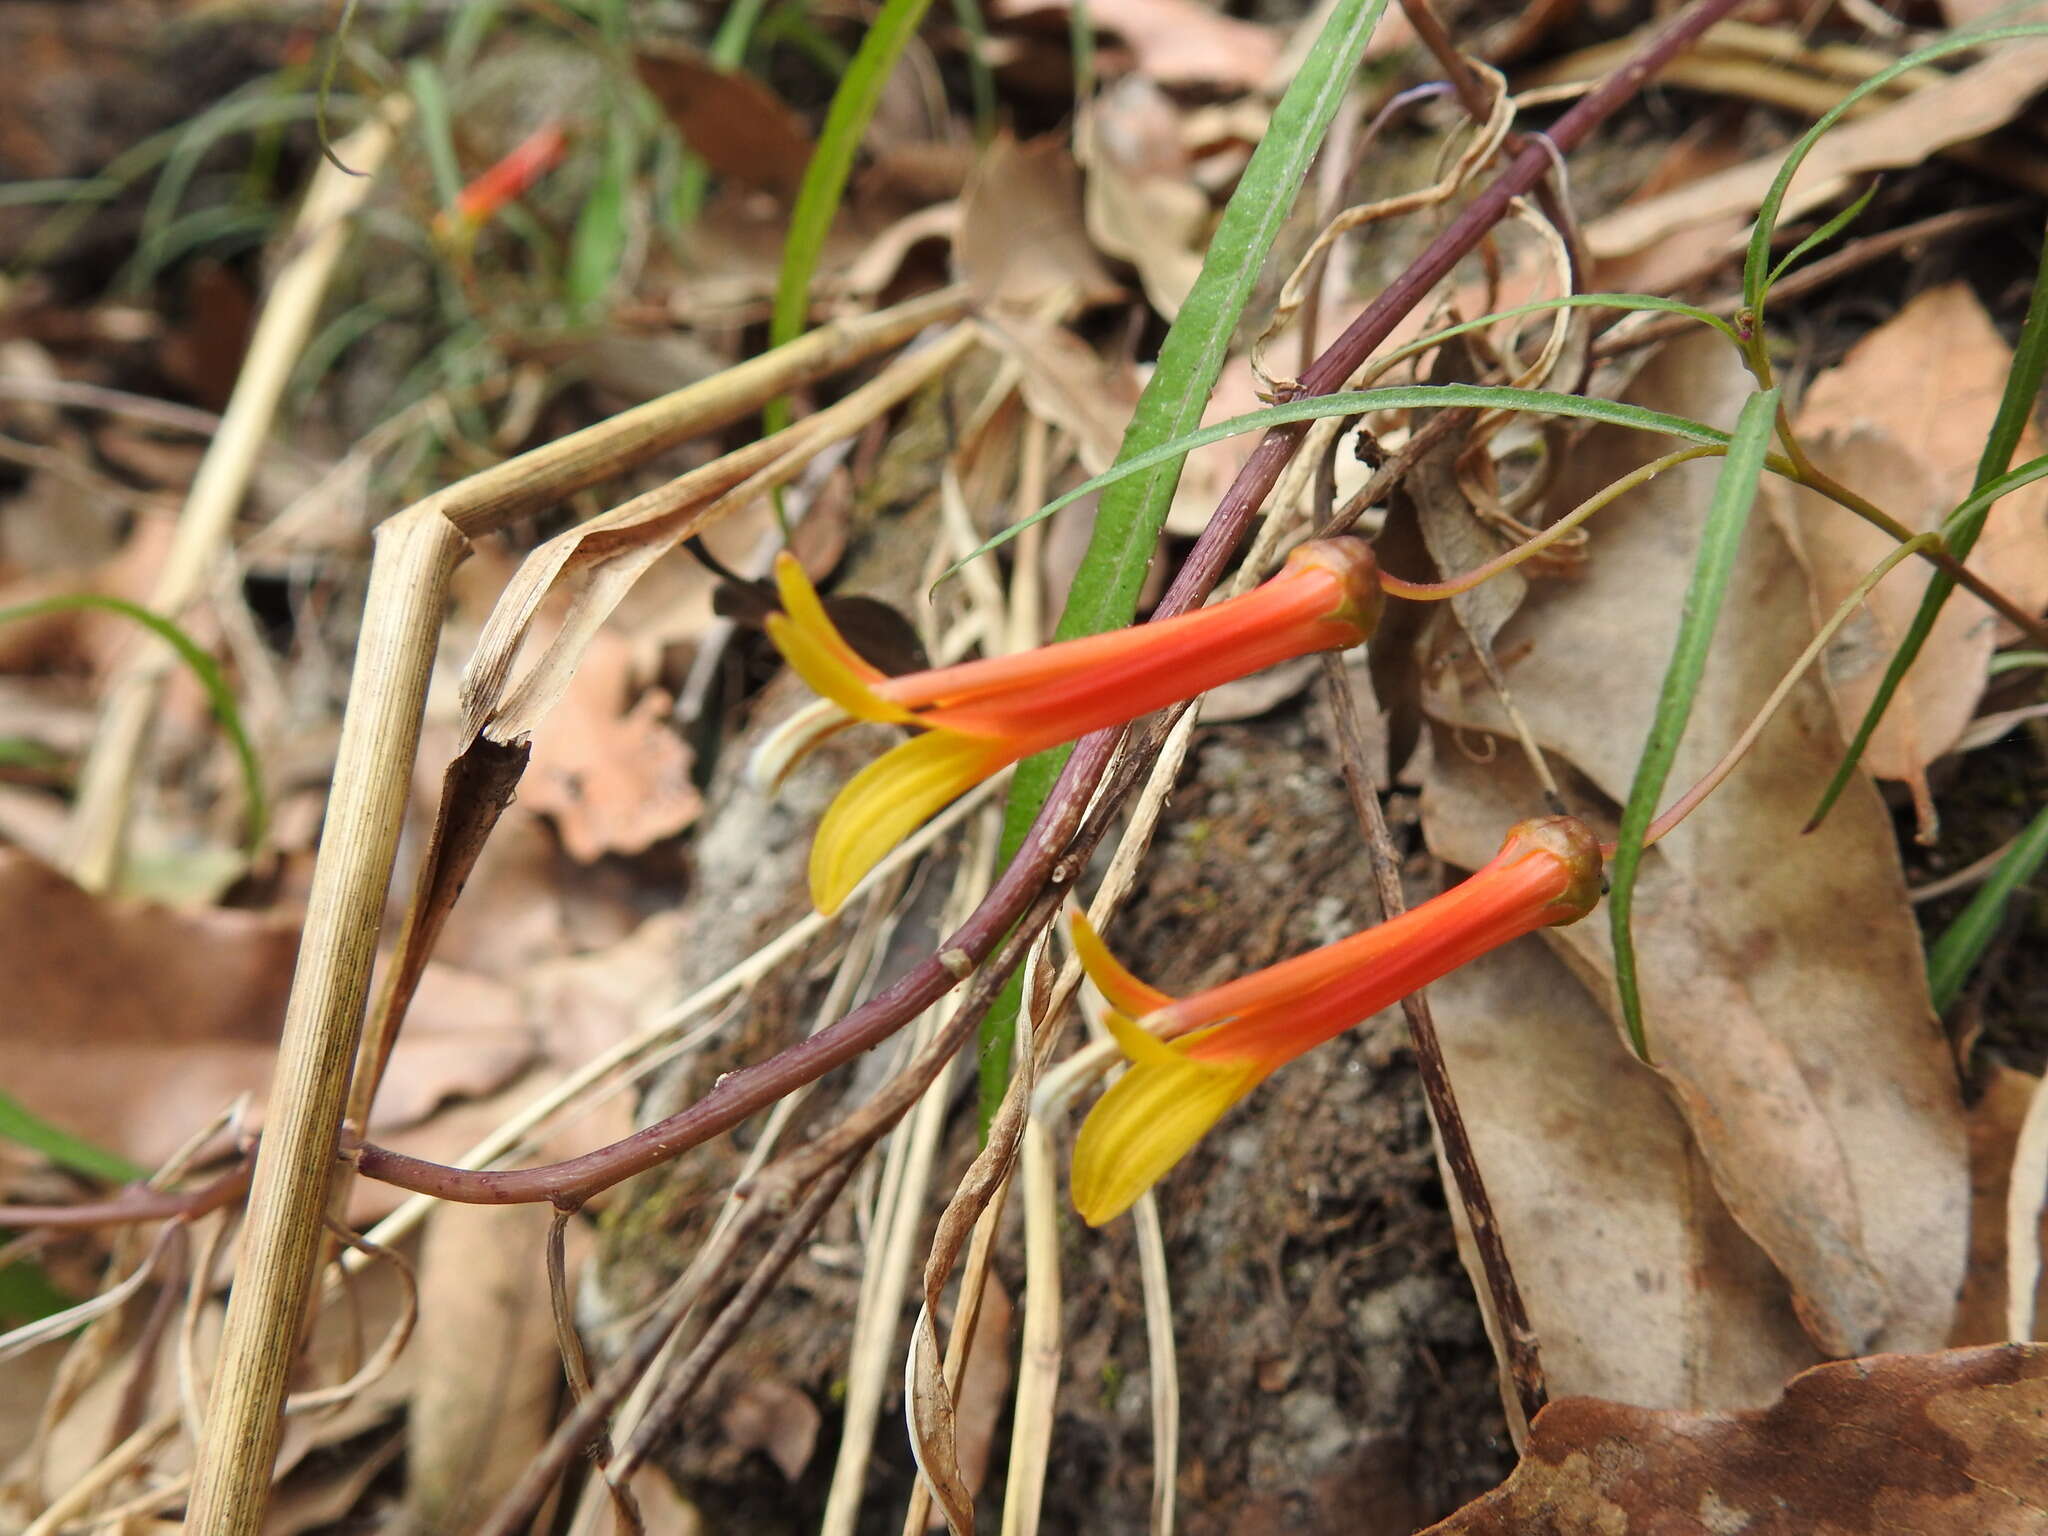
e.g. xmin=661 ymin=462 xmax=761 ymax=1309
xmin=181 ymin=284 xmax=973 ymax=1536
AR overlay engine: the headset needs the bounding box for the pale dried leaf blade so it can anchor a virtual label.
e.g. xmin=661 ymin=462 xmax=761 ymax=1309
xmin=958 ymin=135 xmax=1122 ymax=316
xmin=1587 ymin=38 xmax=2048 ymax=261
xmin=1421 ymin=1344 xmax=2048 ymax=1535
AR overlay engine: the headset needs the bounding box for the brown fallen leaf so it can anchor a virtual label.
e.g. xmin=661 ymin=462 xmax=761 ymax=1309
xmin=957 ymin=134 xmax=1122 ymax=316
xmin=1777 ymin=281 xmax=2048 ymax=838
xmin=1587 ymin=37 xmax=2048 ymax=263
xmin=1586 ymin=114 xmax=1755 ymax=294
xmin=634 ymin=43 xmax=813 ymax=197
xmin=1420 ymin=332 xmax=1967 ymax=1379
xmin=1424 ymin=931 xmax=1822 ymax=1424
xmin=401 ymin=1199 xmax=565 ymax=1531
xmin=1079 ymin=77 xmax=1209 ymax=320
xmin=522 ymin=626 xmax=702 ymax=863
xmin=0 ymin=848 xmax=531 ymax=1166
xmin=1953 ymin=1066 xmax=2048 ymax=1348
xmin=718 ymin=1375 xmax=821 ymax=1482
xmin=990 ymin=0 xmax=1281 ymax=88
xmin=1421 ymin=1343 xmax=2048 ymax=1535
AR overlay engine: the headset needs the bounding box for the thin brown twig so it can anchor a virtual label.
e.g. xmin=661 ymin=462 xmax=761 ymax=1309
xmin=1318 ymin=651 xmax=1547 ymax=1427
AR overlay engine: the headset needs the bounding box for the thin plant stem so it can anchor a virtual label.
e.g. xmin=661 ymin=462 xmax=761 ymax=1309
xmin=1320 ymin=650 xmax=1545 ymax=1426
xmin=1379 ymin=445 xmax=1725 ymax=600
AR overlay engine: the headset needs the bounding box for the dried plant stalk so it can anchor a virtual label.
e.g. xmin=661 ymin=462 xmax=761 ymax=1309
xmin=182 ymin=283 xmax=972 ymax=1536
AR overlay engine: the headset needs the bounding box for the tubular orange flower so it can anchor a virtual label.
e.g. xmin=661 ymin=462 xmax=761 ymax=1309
xmin=1068 ymin=816 xmax=1604 ymax=1225
xmin=434 ymin=121 xmax=569 ymax=243
xmin=763 ymin=538 xmax=1385 ymax=914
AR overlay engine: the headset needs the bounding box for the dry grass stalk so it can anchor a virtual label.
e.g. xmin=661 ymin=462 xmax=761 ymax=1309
xmin=65 ymin=102 xmax=407 ymax=892
xmin=182 ymin=283 xmax=975 ymax=1536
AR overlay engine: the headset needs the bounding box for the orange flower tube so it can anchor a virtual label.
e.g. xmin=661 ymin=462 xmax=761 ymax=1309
xmin=1068 ymin=816 xmax=1604 ymax=1225
xmin=435 ymin=121 xmax=569 ymax=241
xmin=764 ymin=539 xmax=1384 ymax=913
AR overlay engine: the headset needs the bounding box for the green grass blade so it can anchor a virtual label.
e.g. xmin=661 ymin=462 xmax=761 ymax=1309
xmin=764 ymin=0 xmax=939 ymax=436
xmin=407 ymin=59 xmax=464 ymax=211
xmin=1926 ymin=801 xmax=2048 ymax=1012
xmin=979 ymin=0 xmax=1391 ymax=1123
xmin=1070 ymin=0 xmax=1096 ymax=103
xmin=948 ymin=0 xmax=999 ymax=141
xmin=1988 ymin=649 xmax=2048 ymax=675
xmin=118 ymin=92 xmax=337 ymax=294
xmin=1608 ymin=388 xmax=1780 ymax=1062
xmin=0 ymin=595 xmax=267 ymax=854
xmin=1805 ymin=223 xmax=2048 ymax=831
xmin=944 ymin=384 xmax=1732 ymax=577
xmin=1743 ymin=26 xmax=2048 ymax=312
xmin=0 ymin=1089 xmax=146 ymax=1184
xmin=567 ymin=115 xmax=637 ymax=315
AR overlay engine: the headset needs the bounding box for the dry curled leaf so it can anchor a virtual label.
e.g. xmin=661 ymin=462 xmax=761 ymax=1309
xmin=1587 ymin=37 xmax=2048 ymax=263
xmin=1777 ymin=281 xmax=2048 ymax=839
xmin=957 ymin=133 xmax=1122 ymax=316
xmin=634 ymin=43 xmax=813 ymax=197
xmin=1079 ymin=77 xmax=1208 ymax=320
xmin=1422 ymin=1344 xmax=2048 ymax=1535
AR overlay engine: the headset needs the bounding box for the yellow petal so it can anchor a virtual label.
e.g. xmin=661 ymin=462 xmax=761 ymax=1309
xmin=810 ymin=729 xmax=1006 ymax=914
xmin=1068 ymin=909 xmax=1177 ymax=1020
xmin=1069 ymin=1040 xmax=1264 ymax=1226
xmin=767 ymin=555 xmax=913 ymax=726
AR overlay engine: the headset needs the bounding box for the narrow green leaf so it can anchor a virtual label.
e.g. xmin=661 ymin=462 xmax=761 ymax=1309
xmin=764 ymin=0 xmax=939 ymax=435
xmin=119 ymin=92 xmax=338 ymax=294
xmin=1806 ymin=221 xmax=2048 ymax=830
xmin=1765 ymin=178 xmax=1880 ymax=291
xmin=1988 ymin=649 xmax=2048 ymax=676
xmin=1926 ymin=801 xmax=2048 ymax=1012
xmin=980 ymin=0 xmax=1391 ymax=1122
xmin=1744 ymin=26 xmax=2048 ymax=312
xmin=948 ymin=0 xmax=999 ymax=141
xmin=0 ymin=595 xmax=267 ymax=854
xmin=0 ymin=1090 xmax=146 ymax=1184
xmin=567 ymin=115 xmax=637 ymax=315
xmin=945 ymin=384 xmax=1732 ymax=578
xmin=1609 ymin=388 xmax=1780 ymax=1061
xmin=407 ymin=59 xmax=464 ymax=211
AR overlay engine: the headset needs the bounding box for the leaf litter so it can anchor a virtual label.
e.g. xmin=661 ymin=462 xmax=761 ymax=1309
xmin=4 ymin=4 xmax=2048 ymax=1533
